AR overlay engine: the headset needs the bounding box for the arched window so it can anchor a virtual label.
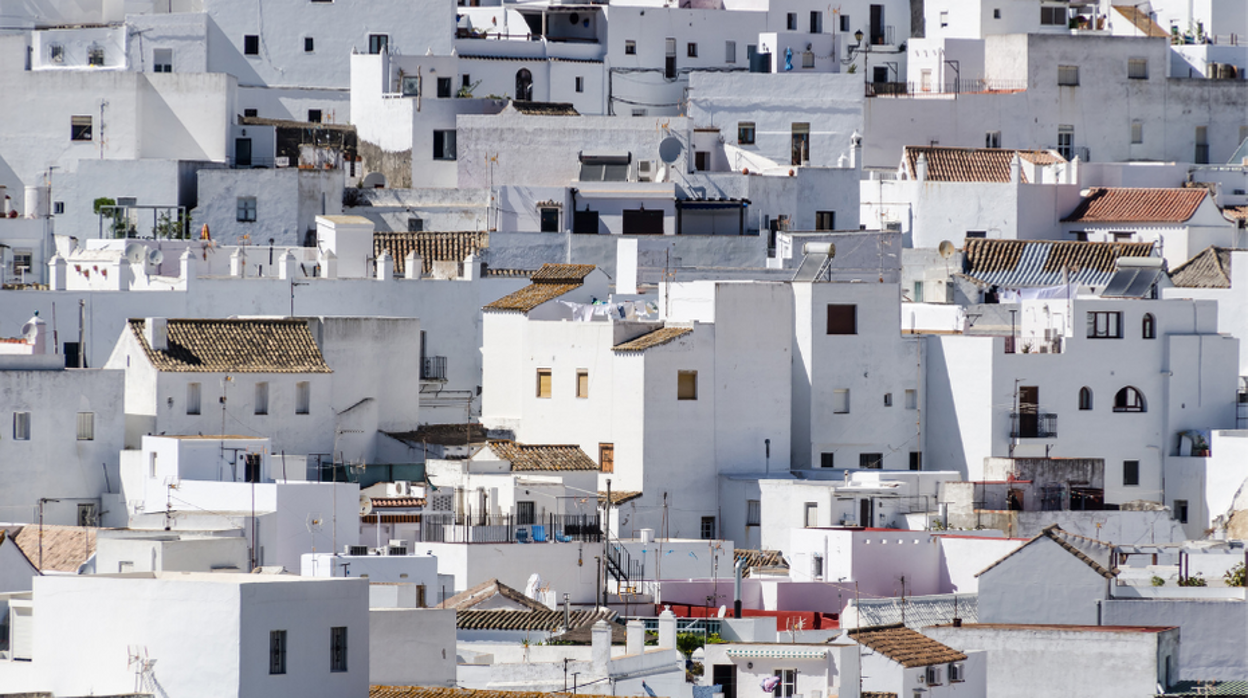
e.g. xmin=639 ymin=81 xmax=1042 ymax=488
xmin=1078 ymin=387 xmax=1093 ymax=410
xmin=1142 ymin=313 xmax=1155 ymax=339
xmin=1114 ymin=386 xmax=1146 ymax=413
xmin=515 ymin=69 xmax=533 ymax=101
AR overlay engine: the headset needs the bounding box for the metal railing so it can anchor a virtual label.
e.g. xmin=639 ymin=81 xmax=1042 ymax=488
xmin=422 ymin=356 xmax=447 ymax=381
xmin=1010 ymin=412 xmax=1058 ymax=439
xmin=606 ymin=533 xmax=644 ymax=584
xmin=96 ymin=205 xmax=190 ymax=240
xmin=866 ymin=79 xmax=1029 ymax=97
xmin=418 ymin=512 xmax=601 ymax=544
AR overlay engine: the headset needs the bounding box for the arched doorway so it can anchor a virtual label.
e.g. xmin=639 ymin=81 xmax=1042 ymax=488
xmin=515 ymin=69 xmax=533 ymax=101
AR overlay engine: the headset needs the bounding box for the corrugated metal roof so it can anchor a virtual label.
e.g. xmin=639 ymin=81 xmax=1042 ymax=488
xmin=962 ymin=239 xmax=1154 ymax=287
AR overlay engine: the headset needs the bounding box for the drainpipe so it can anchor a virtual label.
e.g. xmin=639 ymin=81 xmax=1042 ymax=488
xmin=733 ymin=557 xmax=745 ymax=618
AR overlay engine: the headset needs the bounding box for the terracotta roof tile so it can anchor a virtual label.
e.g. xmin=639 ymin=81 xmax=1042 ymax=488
xmin=510 ymin=101 xmax=580 ymax=116
xmin=846 ymin=624 xmax=967 ymax=668
xmin=1223 ymin=206 xmax=1248 ymax=221
xmin=1062 ymin=187 xmax=1207 ymax=223
xmin=1169 ymin=246 xmax=1233 ymax=288
xmin=488 ymin=441 xmax=599 ymax=471
xmin=386 ymin=423 xmax=490 ymax=447
xmin=13 ymin=525 xmax=96 ymax=573
xmin=599 ymin=490 xmax=644 ymax=506
xmin=735 ymin=549 xmax=789 ymax=576
xmin=373 ymin=231 xmax=488 ymax=276
xmin=613 ymin=326 xmax=692 ymax=352
xmin=443 ymin=578 xmax=549 ymax=612
xmin=962 ymin=239 xmax=1154 ymax=287
xmin=457 ymin=608 xmax=618 ymax=631
xmin=976 ymin=524 xmax=1116 ymax=580
xmin=483 ymin=264 xmax=597 ymax=313
xmin=129 ymin=319 xmax=332 ymax=373
xmin=903 ymin=146 xmax=1064 ymax=183
xmin=370 ymin=497 xmax=426 ymax=509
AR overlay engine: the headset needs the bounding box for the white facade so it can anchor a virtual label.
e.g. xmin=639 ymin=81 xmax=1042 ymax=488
xmin=197 ymin=168 xmax=342 ymax=247
xmin=700 ymin=641 xmax=861 ymax=698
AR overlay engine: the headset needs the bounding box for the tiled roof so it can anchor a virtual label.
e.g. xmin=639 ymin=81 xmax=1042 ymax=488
xmin=962 ymin=238 xmax=1154 ymax=287
xmin=483 ymin=264 xmax=597 ymax=313
xmin=1169 ymin=246 xmax=1233 ymax=288
xmin=483 ymin=267 xmax=536 ymax=278
xmin=128 ymin=319 xmax=332 ymax=373
xmin=902 ymin=146 xmax=1064 ymax=183
xmin=862 ymin=693 xmax=898 ymax=698
xmin=976 ymin=524 xmax=1116 ymax=580
xmin=613 ymin=326 xmax=693 ymax=352
xmin=13 ymin=525 xmax=97 ymax=573
xmin=1161 ymin=680 xmax=1248 ymax=697
xmin=735 ymin=549 xmax=789 ymax=576
xmin=1225 ymin=207 xmax=1248 ymax=221
xmin=510 ymin=101 xmax=580 ymax=116
xmin=488 ymin=441 xmax=599 ymax=471
xmin=373 ymin=231 xmax=488 ymax=275
xmin=457 ymin=608 xmax=618 ymax=631
xmin=385 ymin=423 xmax=490 ymax=446
xmin=599 ymin=490 xmax=644 ymax=506
xmin=846 ymin=623 xmax=967 ymax=668
xmin=1062 ymin=187 xmax=1207 ymax=223
xmin=847 ymin=593 xmax=977 ymax=630
xmin=443 ymin=578 xmax=549 ymax=612
xmin=1112 ymin=5 xmax=1169 ymax=37
xmin=371 ymin=497 xmax=426 ymax=509
xmin=373 ymin=688 xmax=579 ymax=698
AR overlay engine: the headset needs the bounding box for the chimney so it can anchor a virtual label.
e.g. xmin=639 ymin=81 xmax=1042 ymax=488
xmin=47 ymin=254 xmax=67 ymax=291
xmin=376 ymin=250 xmax=394 ymax=280
xmin=657 ymin=608 xmax=677 ymax=650
xmin=278 ymin=250 xmax=297 ymax=280
xmin=320 ymin=248 xmax=338 ymax=279
xmin=626 ymin=619 xmax=644 ymax=656
xmin=850 ymin=130 xmax=862 ymax=170
xmin=405 ymin=251 xmax=423 ymax=280
xmin=144 ymin=318 xmax=168 ymax=352
xmin=22 ymin=314 xmax=47 ymax=354
xmin=461 ymin=253 xmax=480 ymax=281
xmin=1009 ymin=153 xmax=1021 ymax=184
xmin=591 ymin=619 xmax=612 ymax=671
xmin=915 ymin=152 xmax=928 ymax=181
xmin=230 ymin=248 xmax=246 ymax=278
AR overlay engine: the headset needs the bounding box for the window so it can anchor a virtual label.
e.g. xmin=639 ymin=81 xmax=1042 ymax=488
xmin=88 ymin=44 xmax=105 ymax=66
xmin=1195 ymin=126 xmax=1209 ymax=165
xmin=187 ymin=382 xmax=202 ymax=415
xmin=804 ymin=503 xmax=818 ymax=527
xmin=678 ymin=370 xmax=698 ymax=400
xmin=149 ymin=452 xmax=158 ymax=478
xmin=1114 ymin=387 xmax=1146 ymax=413
xmin=815 ymin=211 xmax=835 ymax=231
xmin=53 ymin=202 xmax=64 ymax=215
xmin=433 ymin=130 xmax=457 ymax=160
xmin=860 ymin=453 xmax=883 ymax=469
xmin=826 ymin=304 xmax=857 ymax=334
xmin=992 ymin=8 xmax=1001 ymax=19
xmin=237 ymin=196 xmax=257 ymax=222
xmin=368 ymin=34 xmax=388 ymax=55
xmin=270 ymin=630 xmax=287 ymax=674
xmin=1058 ymin=125 xmax=1075 ymax=160
xmin=1112 ymin=232 xmax=1134 ymax=242
xmin=536 ymin=369 xmax=552 ymax=398
xmin=575 ymin=76 xmax=584 ymax=93
xmin=939 ymin=10 xmax=948 ymax=27
xmin=304 ymin=37 xmax=315 ymax=52
xmin=14 ymin=412 xmax=30 ymax=440
xmin=153 ymin=48 xmax=173 ymax=72
xmin=1131 ymin=121 xmax=1143 ymax=144
xmin=833 ymin=389 xmax=850 ymax=414
xmin=1174 ymin=499 xmax=1189 ymax=524
xmin=986 ymin=131 xmax=1002 ymax=148
xmin=307 ymin=109 xmax=322 ymax=123
xmin=905 ymin=389 xmax=917 ymax=409
xmin=738 ymin=122 xmax=755 ymax=145
xmin=965 ymin=230 xmax=987 ymax=239
xmin=1040 ymin=5 xmax=1066 ymax=25
xmin=77 ymin=503 xmax=96 ymax=527
xmin=1128 ymin=58 xmax=1148 ymax=79
xmin=725 ymin=41 xmax=736 ymax=63
xmin=632 ymin=109 xmax=647 ymax=117
xmin=1123 ymin=460 xmax=1140 ymax=486
xmin=665 ymin=38 xmax=676 ymax=79
xmin=910 ymin=452 xmax=922 ymax=471
xmin=840 ymin=15 xmax=850 ymax=31
xmin=244 ymin=108 xmax=258 ymax=118
xmin=244 ymin=35 xmax=260 ymax=55
xmin=539 ymin=207 xmax=559 ymax=232
xmin=49 ymin=43 xmax=64 ymax=63
xmin=516 ymin=500 xmax=535 ymax=525
xmin=926 ymin=666 xmax=943 ymax=686
xmin=747 ymin=499 xmax=761 ymax=525
xmin=330 ymin=627 xmax=348 ymax=672
xmin=949 ymin=662 xmax=965 ymax=682
xmin=436 ymin=77 xmax=452 ymax=98
xmin=625 ymin=40 xmax=636 ymax=55
xmin=1087 ymin=311 xmax=1122 ymax=339
xmin=1142 ymin=313 xmax=1155 ymax=339
xmin=791 ymin=122 xmax=810 ymax=166
xmin=407 ymin=217 xmax=423 ymax=232
xmin=254 ymin=382 xmax=269 ymax=415
xmin=773 ymin=669 xmax=797 ymax=697
xmin=599 ymin=443 xmax=614 ymax=473
xmin=1058 ymin=65 xmax=1079 ymax=86
xmin=701 ymin=516 xmax=716 ymax=540
xmin=695 ymin=151 xmax=709 ymax=171
xmin=687 ymin=42 xmax=698 ymax=58
xmin=883 ymin=393 xmax=893 ymax=407
xmin=71 ymin=116 xmax=93 ymax=141
xmin=821 ymin=452 xmax=835 ymax=468
xmin=1078 ymin=386 xmax=1092 ymax=410
xmin=920 ymin=69 xmax=933 ymax=92
xmin=786 ymin=12 xmax=797 ymax=30
xmin=810 ymin=11 xmax=822 ymax=33
xmin=576 ymin=370 xmax=589 ymax=398
xmin=296 ymin=381 xmax=310 ymax=414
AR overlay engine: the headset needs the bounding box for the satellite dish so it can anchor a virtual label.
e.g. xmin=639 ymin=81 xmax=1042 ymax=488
xmin=359 ymin=495 xmax=373 ymax=517
xmin=717 ymin=605 xmax=728 ymax=618
xmin=938 ymin=240 xmax=956 ymax=258
xmin=148 ymin=248 xmax=164 ymax=266
xmin=658 ymin=136 xmax=683 ymax=164
xmin=124 ymin=243 xmax=145 ymax=265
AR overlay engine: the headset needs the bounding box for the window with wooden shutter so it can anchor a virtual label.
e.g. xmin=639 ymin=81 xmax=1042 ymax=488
xmin=577 ymin=370 xmax=589 ymax=398
xmin=537 ymin=369 xmax=552 ymax=398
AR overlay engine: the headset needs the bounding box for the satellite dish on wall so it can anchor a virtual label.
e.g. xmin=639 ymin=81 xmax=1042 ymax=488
xmin=938 ymin=240 xmax=956 ymax=258
xmin=148 ymin=248 xmax=164 ymax=266
xmin=658 ymin=136 xmax=683 ymax=164
xmin=124 ymin=243 xmax=145 ymax=265
xmin=359 ymin=496 xmax=374 ymax=517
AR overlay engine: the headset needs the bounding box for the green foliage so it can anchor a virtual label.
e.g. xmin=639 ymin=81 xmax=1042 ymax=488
xmin=92 ymin=197 xmax=116 ymax=214
xmin=1225 ymin=563 xmax=1246 ymax=587
xmin=1151 ymin=576 xmax=1166 ymax=587
xmin=1178 ymin=574 xmax=1208 ymax=587
xmin=457 ymin=80 xmax=483 ymax=98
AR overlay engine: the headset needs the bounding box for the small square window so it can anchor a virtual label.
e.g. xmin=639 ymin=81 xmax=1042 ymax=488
xmin=1128 ymin=58 xmax=1148 ymax=79
xmin=678 ymin=370 xmax=698 ymax=400
xmin=517 ymin=500 xmax=536 ymax=525
xmin=883 ymin=393 xmax=893 ymax=407
xmin=786 ymin=12 xmax=797 ymax=30
xmin=244 ymin=108 xmax=258 ymax=118
xmin=540 ymin=207 xmax=559 ymax=233
xmin=860 ymin=453 xmax=883 ymax=469
xmin=827 ymin=304 xmax=857 ymax=334
xmin=575 ymin=76 xmax=584 ymax=93
xmin=576 ymin=370 xmax=589 ymax=398
xmin=433 ymin=130 xmax=457 ymax=160
xmin=237 ymin=196 xmax=257 ymax=222
xmin=153 ymin=48 xmax=173 ymax=72
xmin=625 ymin=40 xmax=636 ymax=55
xmin=49 ymin=43 xmax=64 ymax=63
xmin=53 ymin=201 xmax=64 ymax=215
xmin=815 ymin=211 xmax=835 ymax=231
xmin=985 ymin=131 xmax=1002 ymax=148
xmin=88 ymin=45 xmax=105 ymax=66
xmin=993 ymin=8 xmax=1001 ymax=18
xmin=71 ymin=116 xmax=93 ymax=141
xmin=307 ymin=109 xmax=322 ymax=123
xmin=407 ymin=217 xmax=423 ymax=232
xmin=820 ymin=452 xmax=834 ymax=468
xmin=738 ymin=122 xmax=755 ymax=145
xmin=840 ymin=15 xmax=850 ymax=31
xmin=14 ymin=412 xmax=31 ymax=440
xmin=700 ymin=516 xmax=716 ymax=539
xmin=368 ymin=34 xmax=388 ymax=55
xmin=833 ymin=389 xmax=850 ymax=414
xmin=1174 ymin=499 xmax=1189 ymax=524
xmin=437 ymin=77 xmax=452 ymax=98
xmin=1058 ymin=65 xmax=1079 ymax=86
xmin=536 ymin=369 xmax=552 ymax=398
xmin=244 ymin=35 xmax=260 ymax=55
xmin=687 ymin=42 xmax=698 ymax=58
xmin=304 ymin=37 xmax=314 ymax=52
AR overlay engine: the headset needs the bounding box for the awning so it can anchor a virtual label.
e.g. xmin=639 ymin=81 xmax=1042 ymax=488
xmin=725 ymin=648 xmax=828 ymax=660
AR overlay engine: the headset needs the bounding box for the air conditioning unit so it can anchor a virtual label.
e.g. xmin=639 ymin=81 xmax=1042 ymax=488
xmin=275 ymin=156 xmax=290 ymax=168
xmin=883 ymin=221 xmax=902 ymax=232
xmin=345 ymin=545 xmax=369 ymax=556
xmin=638 ymin=160 xmax=656 ymax=182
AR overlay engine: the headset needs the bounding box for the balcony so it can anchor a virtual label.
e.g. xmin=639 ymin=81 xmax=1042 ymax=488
xmin=419 ymin=513 xmax=602 ymax=544
xmin=1010 ymin=412 xmax=1058 ymax=439
xmin=421 ymin=356 xmax=447 ymax=381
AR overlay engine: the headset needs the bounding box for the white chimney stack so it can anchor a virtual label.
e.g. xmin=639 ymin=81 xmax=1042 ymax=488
xmin=144 ymin=318 xmax=168 ymax=352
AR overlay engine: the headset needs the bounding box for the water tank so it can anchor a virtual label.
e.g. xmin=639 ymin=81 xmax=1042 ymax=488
xmin=750 ymin=51 xmax=772 ymax=73
xmin=24 ymin=185 xmax=48 ymax=219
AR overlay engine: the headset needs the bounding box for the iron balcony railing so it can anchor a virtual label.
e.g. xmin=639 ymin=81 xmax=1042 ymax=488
xmin=1010 ymin=412 xmax=1058 ymax=439
xmin=421 ymin=356 xmax=447 ymax=381
xmin=418 ymin=512 xmax=601 ymax=544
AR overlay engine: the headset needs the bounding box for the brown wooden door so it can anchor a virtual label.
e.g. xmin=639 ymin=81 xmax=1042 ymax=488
xmin=599 ymin=444 xmax=614 ymax=473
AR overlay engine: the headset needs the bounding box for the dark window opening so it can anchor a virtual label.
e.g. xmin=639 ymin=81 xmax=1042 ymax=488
xmin=539 ymin=207 xmax=560 ymax=232
xmin=1123 ymin=460 xmax=1140 ymax=486
xmin=859 ymin=453 xmax=883 ymax=469
xmin=244 ymin=35 xmax=260 ymax=55
xmin=826 ymin=304 xmax=857 ymax=334
xmin=307 ymin=109 xmax=322 ymax=123
xmin=437 ymin=77 xmax=452 ymax=98
xmin=1114 ymin=387 xmax=1146 ymax=413
xmin=820 ymin=452 xmax=834 ymax=468
xmin=622 ymin=209 xmax=664 ymax=235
